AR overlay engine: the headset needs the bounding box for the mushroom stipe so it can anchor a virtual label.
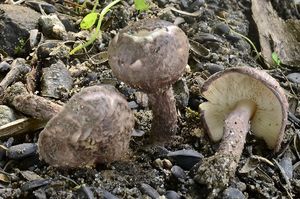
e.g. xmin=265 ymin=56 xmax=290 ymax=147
xmin=108 ymin=19 xmax=189 ymax=144
xmin=194 ymin=66 xmax=288 ymax=189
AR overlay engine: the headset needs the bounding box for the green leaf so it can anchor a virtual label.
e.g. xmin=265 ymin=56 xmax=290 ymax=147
xmin=134 ymin=0 xmax=149 ymax=12
xmin=271 ymin=52 xmax=281 ymax=66
xmin=80 ymin=12 xmax=98 ymax=30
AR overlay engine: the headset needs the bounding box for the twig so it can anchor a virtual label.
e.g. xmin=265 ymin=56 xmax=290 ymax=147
xmin=0 ymin=58 xmax=30 ymax=97
xmin=3 ymin=82 xmax=62 ymax=121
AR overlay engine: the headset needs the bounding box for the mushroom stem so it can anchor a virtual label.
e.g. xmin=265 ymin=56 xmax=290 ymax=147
xmin=219 ymin=100 xmax=256 ymax=158
xmin=148 ymin=87 xmax=177 ymax=143
xmin=195 ymin=100 xmax=256 ymax=188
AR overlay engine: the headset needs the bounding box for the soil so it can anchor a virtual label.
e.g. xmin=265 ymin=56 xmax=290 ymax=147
xmin=0 ymin=0 xmax=299 ymax=198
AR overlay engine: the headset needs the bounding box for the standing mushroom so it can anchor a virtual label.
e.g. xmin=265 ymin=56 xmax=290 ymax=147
xmin=194 ymin=67 xmax=288 ymax=188
xmin=38 ymin=85 xmax=135 ymax=168
xmin=108 ymin=19 xmax=189 ymax=143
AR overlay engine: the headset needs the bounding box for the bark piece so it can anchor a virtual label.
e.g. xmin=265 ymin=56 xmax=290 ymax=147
xmin=252 ymin=0 xmax=300 ymax=67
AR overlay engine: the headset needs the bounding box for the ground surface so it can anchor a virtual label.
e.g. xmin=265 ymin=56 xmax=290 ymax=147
xmin=0 ymin=0 xmax=299 ymax=198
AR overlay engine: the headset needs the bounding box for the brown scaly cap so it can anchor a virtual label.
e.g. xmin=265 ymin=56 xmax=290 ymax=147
xmin=108 ymin=18 xmax=189 ymax=93
xmin=38 ymin=85 xmax=135 ymax=167
xmin=200 ymin=67 xmax=288 ymax=151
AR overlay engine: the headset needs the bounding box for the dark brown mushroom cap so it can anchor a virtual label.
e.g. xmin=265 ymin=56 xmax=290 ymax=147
xmin=108 ymin=19 xmax=189 ymax=93
xmin=38 ymin=85 xmax=134 ymax=168
xmin=200 ymin=67 xmax=288 ymax=151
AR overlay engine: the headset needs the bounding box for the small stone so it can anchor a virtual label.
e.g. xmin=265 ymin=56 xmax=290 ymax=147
xmin=287 ymin=73 xmax=300 ymax=84
xmin=203 ymin=63 xmax=224 ymax=74
xmin=0 ymin=61 xmax=11 ymax=73
xmin=134 ymin=91 xmax=149 ymax=108
xmin=128 ymin=101 xmax=139 ymax=109
xmin=6 ymin=143 xmax=38 ymax=160
xmin=213 ymin=23 xmax=231 ymax=36
xmin=173 ymin=79 xmax=189 ymax=109
xmin=222 ymin=187 xmax=245 ymax=199
xmin=139 ymin=183 xmax=160 ymax=199
xmin=162 ymin=159 xmax=173 ymax=170
xmin=0 ymin=105 xmax=16 ymax=126
xmin=171 ymin=165 xmax=187 ymax=181
xmin=153 ymin=158 xmax=164 ymax=169
xmin=165 ymin=190 xmax=181 ymax=199
xmin=167 ymin=149 xmax=203 ymax=170
xmin=25 ymin=1 xmax=56 ymax=14
xmin=157 ymin=0 xmax=168 ymax=7
xmin=41 ymin=60 xmax=73 ymax=99
xmin=39 ymin=14 xmax=67 ymax=40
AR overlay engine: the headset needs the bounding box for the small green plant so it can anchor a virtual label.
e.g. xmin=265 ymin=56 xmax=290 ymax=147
xmin=134 ymin=0 xmax=149 ymax=12
xmin=70 ymin=0 xmax=121 ymax=55
xmin=14 ymin=38 xmax=28 ymax=55
xmin=271 ymin=52 xmax=281 ymax=66
xmin=70 ymin=0 xmax=150 ymax=55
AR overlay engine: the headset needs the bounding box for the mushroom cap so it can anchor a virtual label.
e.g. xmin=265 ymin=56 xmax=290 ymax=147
xmin=108 ymin=19 xmax=189 ymax=93
xmin=200 ymin=67 xmax=288 ymax=151
xmin=38 ymin=85 xmax=134 ymax=168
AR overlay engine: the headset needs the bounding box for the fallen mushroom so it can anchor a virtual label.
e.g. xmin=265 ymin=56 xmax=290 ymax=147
xmin=108 ymin=19 xmax=189 ymax=143
xmin=194 ymin=67 xmax=288 ymax=189
xmin=38 ymin=85 xmax=135 ymax=167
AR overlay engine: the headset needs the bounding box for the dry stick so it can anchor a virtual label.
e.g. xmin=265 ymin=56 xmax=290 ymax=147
xmin=0 ymin=82 xmax=63 ymax=138
xmin=0 ymin=58 xmax=30 ymax=97
xmin=0 ymin=118 xmax=47 ymax=138
xmin=3 ymin=82 xmax=62 ymax=121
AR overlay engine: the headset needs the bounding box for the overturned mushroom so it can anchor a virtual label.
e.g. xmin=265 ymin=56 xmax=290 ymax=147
xmin=194 ymin=67 xmax=288 ymax=188
xmin=108 ymin=19 xmax=189 ymax=143
xmin=38 ymin=85 xmax=135 ymax=167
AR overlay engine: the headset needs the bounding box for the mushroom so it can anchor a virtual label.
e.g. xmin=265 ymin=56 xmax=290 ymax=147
xmin=108 ymin=19 xmax=189 ymax=143
xmin=38 ymin=85 xmax=135 ymax=167
xmin=194 ymin=67 xmax=288 ymax=188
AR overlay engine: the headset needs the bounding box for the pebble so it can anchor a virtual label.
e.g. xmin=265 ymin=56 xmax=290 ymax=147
xmin=134 ymin=91 xmax=148 ymax=108
xmin=139 ymin=183 xmax=160 ymax=199
xmin=287 ymin=73 xmax=300 ymax=84
xmin=103 ymin=190 xmax=120 ymax=199
xmin=0 ymin=61 xmax=11 ymax=73
xmin=0 ymin=105 xmax=16 ymax=126
xmin=167 ymin=149 xmax=203 ymax=170
xmin=20 ymin=179 xmax=52 ymax=192
xmin=203 ymin=63 xmax=224 ymax=74
xmin=180 ymin=0 xmax=205 ymax=12
xmin=39 ymin=14 xmax=67 ymax=40
xmin=222 ymin=187 xmax=245 ymax=199
xmin=165 ymin=190 xmax=181 ymax=199
xmin=153 ymin=158 xmax=164 ymax=169
xmin=78 ymin=185 xmax=95 ymax=199
xmin=173 ymin=79 xmax=189 ymax=109
xmin=25 ymin=1 xmax=56 ymax=14
xmin=157 ymin=0 xmax=168 ymax=7
xmin=41 ymin=60 xmax=73 ymax=99
xmin=213 ymin=22 xmax=231 ymax=36
xmin=162 ymin=159 xmax=173 ymax=170
xmin=6 ymin=143 xmax=38 ymax=160
xmin=171 ymin=165 xmax=187 ymax=181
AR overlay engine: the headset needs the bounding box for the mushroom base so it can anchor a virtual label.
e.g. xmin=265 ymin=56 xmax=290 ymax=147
xmin=148 ymin=87 xmax=178 ymax=144
xmin=195 ymin=100 xmax=256 ymax=188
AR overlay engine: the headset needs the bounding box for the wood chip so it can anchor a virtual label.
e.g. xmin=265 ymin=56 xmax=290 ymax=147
xmin=252 ymin=0 xmax=300 ymax=67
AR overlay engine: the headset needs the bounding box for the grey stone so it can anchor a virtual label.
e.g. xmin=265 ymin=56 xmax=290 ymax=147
xmin=39 ymin=14 xmax=67 ymax=40
xmin=41 ymin=60 xmax=73 ymax=99
xmin=287 ymin=73 xmax=300 ymax=84
xmin=0 ymin=5 xmax=40 ymax=56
